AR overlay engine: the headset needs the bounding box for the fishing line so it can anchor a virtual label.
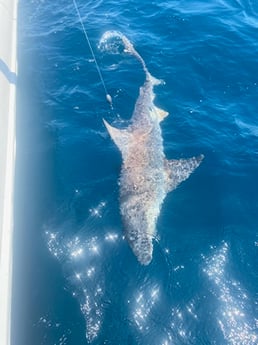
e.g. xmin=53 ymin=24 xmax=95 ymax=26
xmin=72 ymin=0 xmax=113 ymax=109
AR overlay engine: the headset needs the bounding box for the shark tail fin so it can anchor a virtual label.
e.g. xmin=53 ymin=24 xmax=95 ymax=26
xmin=103 ymin=119 xmax=131 ymax=158
xmin=165 ymin=154 xmax=204 ymax=192
xmin=99 ymin=31 xmax=164 ymax=88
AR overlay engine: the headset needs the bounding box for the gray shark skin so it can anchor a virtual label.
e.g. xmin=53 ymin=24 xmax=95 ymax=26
xmin=101 ymin=31 xmax=204 ymax=265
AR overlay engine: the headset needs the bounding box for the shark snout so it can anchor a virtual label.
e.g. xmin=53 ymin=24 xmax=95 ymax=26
xmin=126 ymin=230 xmax=153 ymax=265
xmin=138 ymin=251 xmax=152 ymax=266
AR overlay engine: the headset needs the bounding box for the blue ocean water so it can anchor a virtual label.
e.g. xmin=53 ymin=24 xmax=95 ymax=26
xmin=13 ymin=0 xmax=258 ymax=344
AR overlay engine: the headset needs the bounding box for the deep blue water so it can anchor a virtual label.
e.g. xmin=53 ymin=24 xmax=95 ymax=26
xmin=13 ymin=0 xmax=258 ymax=344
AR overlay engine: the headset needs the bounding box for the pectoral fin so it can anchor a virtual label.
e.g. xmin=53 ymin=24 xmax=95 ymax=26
xmin=103 ymin=119 xmax=131 ymax=158
xmin=165 ymin=154 xmax=204 ymax=192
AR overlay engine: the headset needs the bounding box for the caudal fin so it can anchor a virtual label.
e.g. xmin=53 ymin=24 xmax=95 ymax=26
xmin=99 ymin=30 xmax=162 ymax=86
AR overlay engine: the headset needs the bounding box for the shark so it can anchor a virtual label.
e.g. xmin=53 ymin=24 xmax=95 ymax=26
xmin=100 ymin=31 xmax=203 ymax=265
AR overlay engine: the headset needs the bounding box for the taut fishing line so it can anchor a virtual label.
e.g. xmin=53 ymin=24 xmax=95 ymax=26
xmin=72 ymin=0 xmax=113 ymax=109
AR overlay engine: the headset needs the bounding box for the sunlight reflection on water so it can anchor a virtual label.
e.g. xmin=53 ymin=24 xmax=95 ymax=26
xmin=44 ymin=198 xmax=122 ymax=343
xmin=132 ymin=285 xmax=160 ymax=332
xmin=45 ymin=228 xmax=106 ymax=342
xmin=44 ymin=203 xmax=257 ymax=345
xmin=203 ymin=242 xmax=257 ymax=345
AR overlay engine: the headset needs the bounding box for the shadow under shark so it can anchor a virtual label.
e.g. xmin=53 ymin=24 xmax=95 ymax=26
xmin=101 ymin=31 xmax=203 ymax=265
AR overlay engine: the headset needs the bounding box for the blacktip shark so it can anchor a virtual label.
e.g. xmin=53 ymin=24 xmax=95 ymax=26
xmin=100 ymin=31 xmax=204 ymax=265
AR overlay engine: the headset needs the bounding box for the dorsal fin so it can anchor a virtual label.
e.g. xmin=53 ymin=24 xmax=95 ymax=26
xmin=103 ymin=119 xmax=131 ymax=158
xmin=165 ymin=155 xmax=204 ymax=192
xmin=155 ymin=106 xmax=169 ymax=122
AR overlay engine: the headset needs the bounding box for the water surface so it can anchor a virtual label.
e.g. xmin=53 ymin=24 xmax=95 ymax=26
xmin=13 ymin=0 xmax=258 ymax=344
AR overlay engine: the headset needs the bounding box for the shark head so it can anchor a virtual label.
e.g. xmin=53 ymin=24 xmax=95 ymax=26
xmin=125 ymin=225 xmax=153 ymax=265
xmin=121 ymin=198 xmax=156 ymax=265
